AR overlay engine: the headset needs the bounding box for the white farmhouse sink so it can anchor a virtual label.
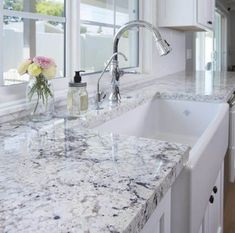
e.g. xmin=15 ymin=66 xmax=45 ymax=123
xmin=95 ymin=97 xmax=229 ymax=233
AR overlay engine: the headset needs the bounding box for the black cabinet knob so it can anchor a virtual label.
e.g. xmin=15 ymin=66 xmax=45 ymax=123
xmin=213 ymin=186 xmax=218 ymax=194
xmin=209 ymin=195 xmax=214 ymax=204
xmin=207 ymin=21 xmax=213 ymax=25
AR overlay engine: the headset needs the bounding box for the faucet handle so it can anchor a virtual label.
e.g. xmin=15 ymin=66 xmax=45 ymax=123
xmin=100 ymin=91 xmax=107 ymax=101
xmin=119 ymin=69 xmax=140 ymax=77
xmin=97 ymin=91 xmax=106 ymax=103
xmin=122 ymin=70 xmax=140 ymax=75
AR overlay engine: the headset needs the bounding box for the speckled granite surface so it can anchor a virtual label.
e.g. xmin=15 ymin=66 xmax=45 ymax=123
xmin=54 ymin=71 xmax=235 ymax=129
xmin=2 ymin=71 xmax=235 ymax=125
xmin=1 ymin=70 xmax=235 ymax=233
xmin=124 ymin=71 xmax=235 ymax=103
xmin=0 ymin=119 xmax=189 ymax=233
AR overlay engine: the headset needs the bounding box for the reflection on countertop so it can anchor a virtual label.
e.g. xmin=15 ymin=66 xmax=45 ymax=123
xmin=0 ymin=118 xmax=189 ymax=233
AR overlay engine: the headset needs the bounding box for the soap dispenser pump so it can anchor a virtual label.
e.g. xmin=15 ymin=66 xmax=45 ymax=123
xmin=67 ymin=70 xmax=88 ymax=117
xmin=74 ymin=70 xmax=83 ymax=83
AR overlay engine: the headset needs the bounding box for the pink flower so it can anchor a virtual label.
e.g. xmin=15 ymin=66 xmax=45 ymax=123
xmin=33 ymin=56 xmax=56 ymax=69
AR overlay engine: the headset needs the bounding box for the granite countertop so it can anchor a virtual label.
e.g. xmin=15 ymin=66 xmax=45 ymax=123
xmin=124 ymin=71 xmax=235 ymax=103
xmin=56 ymin=71 xmax=235 ymax=129
xmin=0 ymin=119 xmax=189 ymax=233
xmin=1 ymin=71 xmax=235 ymax=233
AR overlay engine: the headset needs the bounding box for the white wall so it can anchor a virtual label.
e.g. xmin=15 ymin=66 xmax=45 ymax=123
xmin=80 ymin=34 xmax=130 ymax=72
xmin=141 ymin=0 xmax=186 ymax=77
xmin=3 ymin=29 xmax=23 ymax=72
xmin=229 ymin=10 xmax=235 ymax=66
xmin=151 ymin=28 xmax=186 ymax=76
xmin=185 ymin=32 xmax=195 ymax=71
xmin=3 ymin=26 xmax=64 ymax=78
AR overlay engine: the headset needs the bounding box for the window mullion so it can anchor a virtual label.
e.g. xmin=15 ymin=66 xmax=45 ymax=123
xmin=76 ymin=0 xmax=81 ymax=73
xmin=113 ymin=0 xmax=116 ymax=36
xmin=23 ymin=1 xmax=36 ymax=58
xmin=81 ymin=20 xmax=120 ymax=29
xmin=3 ymin=10 xmax=66 ymax=23
xmin=66 ymin=0 xmax=80 ymax=78
xmin=0 ymin=1 xmax=3 ymax=85
xmin=66 ymin=0 xmax=71 ymax=78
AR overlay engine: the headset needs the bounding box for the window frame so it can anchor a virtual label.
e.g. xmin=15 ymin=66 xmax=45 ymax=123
xmin=0 ymin=0 xmax=142 ymax=108
xmin=79 ymin=0 xmax=140 ymax=74
xmin=1 ymin=1 xmax=66 ymax=84
xmin=0 ymin=0 xmax=3 ymax=86
xmin=194 ymin=7 xmax=228 ymax=72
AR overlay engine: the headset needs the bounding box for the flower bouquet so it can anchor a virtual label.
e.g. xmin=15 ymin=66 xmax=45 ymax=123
xmin=18 ymin=56 xmax=57 ymax=121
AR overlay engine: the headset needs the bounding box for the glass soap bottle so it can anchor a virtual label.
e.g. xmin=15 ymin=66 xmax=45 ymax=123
xmin=67 ymin=71 xmax=88 ymax=117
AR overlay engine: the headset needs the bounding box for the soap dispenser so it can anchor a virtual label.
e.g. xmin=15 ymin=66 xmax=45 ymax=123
xmin=67 ymin=70 xmax=88 ymax=117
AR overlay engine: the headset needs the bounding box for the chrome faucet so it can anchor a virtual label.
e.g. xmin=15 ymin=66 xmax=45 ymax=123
xmin=96 ymin=52 xmax=127 ymax=109
xmin=109 ymin=20 xmax=172 ymax=103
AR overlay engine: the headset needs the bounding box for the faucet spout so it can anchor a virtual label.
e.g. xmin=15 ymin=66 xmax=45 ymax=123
xmin=110 ymin=20 xmax=172 ymax=104
xmin=113 ymin=20 xmax=171 ymax=58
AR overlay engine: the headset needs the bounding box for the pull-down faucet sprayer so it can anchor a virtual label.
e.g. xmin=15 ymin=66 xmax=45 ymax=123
xmin=109 ymin=20 xmax=172 ymax=103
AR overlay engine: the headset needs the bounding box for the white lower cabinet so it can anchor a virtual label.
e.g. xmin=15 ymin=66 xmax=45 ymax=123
xmin=141 ymin=189 xmax=171 ymax=233
xmin=141 ymin=163 xmax=223 ymax=233
xmin=198 ymin=164 xmax=224 ymax=233
xmin=228 ymin=104 xmax=235 ymax=182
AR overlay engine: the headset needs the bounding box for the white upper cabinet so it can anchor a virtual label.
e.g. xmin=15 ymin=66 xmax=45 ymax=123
xmin=157 ymin=0 xmax=215 ymax=31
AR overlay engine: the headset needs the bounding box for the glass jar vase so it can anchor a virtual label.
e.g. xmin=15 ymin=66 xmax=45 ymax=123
xmin=67 ymin=83 xmax=88 ymax=117
xmin=26 ymin=75 xmax=54 ymax=121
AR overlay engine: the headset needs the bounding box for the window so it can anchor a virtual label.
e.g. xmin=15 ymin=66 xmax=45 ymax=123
xmin=1 ymin=0 xmax=66 ymax=85
xmin=195 ymin=10 xmax=227 ymax=72
xmin=0 ymin=0 xmax=140 ymax=94
xmin=195 ymin=31 xmax=214 ymax=71
xmin=80 ymin=0 xmax=139 ymax=73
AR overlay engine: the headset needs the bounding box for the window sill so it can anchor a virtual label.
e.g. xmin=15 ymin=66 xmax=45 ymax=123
xmin=0 ymin=70 xmax=163 ymax=123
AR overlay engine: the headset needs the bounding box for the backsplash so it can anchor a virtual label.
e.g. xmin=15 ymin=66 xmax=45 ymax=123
xmin=152 ymin=28 xmax=186 ymax=77
xmin=229 ymin=11 xmax=235 ymax=67
xmin=141 ymin=0 xmax=186 ymax=77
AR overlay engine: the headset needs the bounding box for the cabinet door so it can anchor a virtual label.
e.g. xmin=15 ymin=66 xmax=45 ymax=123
xmin=200 ymin=164 xmax=224 ymax=233
xmin=157 ymin=0 xmax=195 ymax=28
xmin=208 ymin=165 xmax=223 ymax=233
xmin=207 ymin=0 xmax=215 ymax=29
xmin=208 ymin=186 xmax=220 ymax=233
xmin=197 ymin=0 xmax=214 ymax=29
xmin=198 ymin=0 xmax=208 ymax=27
xmin=198 ymin=224 xmax=203 ymax=233
xmin=158 ymin=0 xmax=215 ymax=31
xmin=229 ymin=106 xmax=235 ymax=182
xmin=141 ymin=189 xmax=171 ymax=233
